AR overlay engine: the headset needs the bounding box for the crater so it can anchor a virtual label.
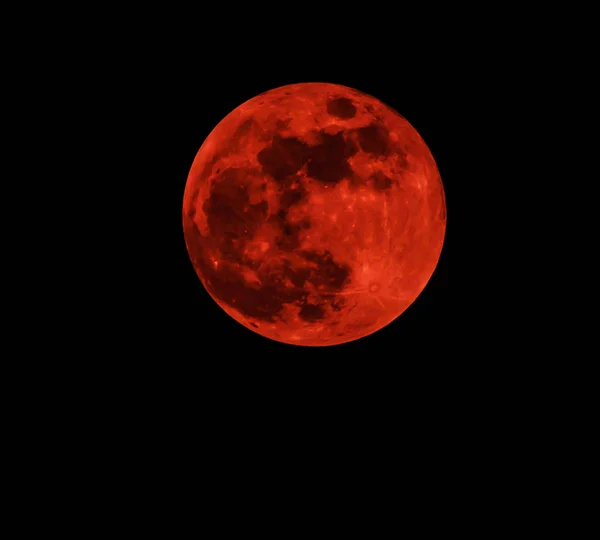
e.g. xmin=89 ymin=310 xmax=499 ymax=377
xmin=257 ymin=134 xmax=310 ymax=182
xmin=356 ymin=124 xmax=390 ymax=156
xmin=306 ymin=131 xmax=355 ymax=185
xmin=327 ymin=97 xmax=357 ymax=119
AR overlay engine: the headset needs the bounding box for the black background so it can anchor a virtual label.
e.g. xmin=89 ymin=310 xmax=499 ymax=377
xmin=15 ymin=15 xmax=567 ymax=515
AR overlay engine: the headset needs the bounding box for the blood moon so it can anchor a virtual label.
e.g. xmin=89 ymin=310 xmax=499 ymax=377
xmin=183 ymin=82 xmax=446 ymax=347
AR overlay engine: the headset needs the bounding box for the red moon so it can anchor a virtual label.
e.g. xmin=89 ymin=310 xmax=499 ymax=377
xmin=183 ymin=82 xmax=446 ymax=346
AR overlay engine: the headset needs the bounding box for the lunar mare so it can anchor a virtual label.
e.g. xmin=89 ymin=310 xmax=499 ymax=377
xmin=183 ymin=82 xmax=446 ymax=346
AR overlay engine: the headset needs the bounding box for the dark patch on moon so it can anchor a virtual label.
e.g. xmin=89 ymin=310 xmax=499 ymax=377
xmin=275 ymin=216 xmax=311 ymax=252
xmin=299 ymin=249 xmax=351 ymax=290
xmin=207 ymin=263 xmax=304 ymax=323
xmin=298 ymin=303 xmax=325 ymax=322
xmin=203 ymin=168 xmax=268 ymax=243
xmin=258 ymin=129 xmax=359 ymax=188
xmin=283 ymin=260 xmax=311 ymax=288
xmin=356 ymin=124 xmax=390 ymax=156
xmin=197 ymin=152 xmax=226 ymax=187
xmin=257 ymin=135 xmax=310 ymax=182
xmin=330 ymin=299 xmax=344 ymax=312
xmin=327 ymin=97 xmax=357 ymax=119
xmin=343 ymin=132 xmax=361 ymax=156
xmin=202 ymin=246 xmax=349 ymax=324
xmin=306 ymin=131 xmax=355 ymax=185
xmin=190 ymin=248 xmax=310 ymax=324
xmin=280 ymin=183 xmax=308 ymax=209
xmin=192 ymin=133 xmax=357 ymax=325
xmin=189 ymin=201 xmax=352 ymax=324
xmin=272 ymin=181 xmax=311 ymax=252
xmin=276 ymin=221 xmax=303 ymax=251
xmin=322 ymin=294 xmax=346 ymax=314
xmin=395 ymin=147 xmax=408 ymax=168
xmin=371 ymin=171 xmax=393 ymax=191
xmin=275 ymin=118 xmax=291 ymax=131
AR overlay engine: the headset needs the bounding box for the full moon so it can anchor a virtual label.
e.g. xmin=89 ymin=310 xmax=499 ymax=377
xmin=183 ymin=82 xmax=446 ymax=346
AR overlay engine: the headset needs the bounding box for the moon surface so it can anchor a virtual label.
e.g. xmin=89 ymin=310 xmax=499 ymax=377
xmin=183 ymin=82 xmax=446 ymax=346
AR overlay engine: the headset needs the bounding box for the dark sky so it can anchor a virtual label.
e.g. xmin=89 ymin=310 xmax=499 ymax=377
xmin=30 ymin=15 xmax=531 ymax=489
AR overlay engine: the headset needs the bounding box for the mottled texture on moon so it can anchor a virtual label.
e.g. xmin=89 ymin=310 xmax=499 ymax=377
xmin=183 ymin=83 xmax=446 ymax=346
